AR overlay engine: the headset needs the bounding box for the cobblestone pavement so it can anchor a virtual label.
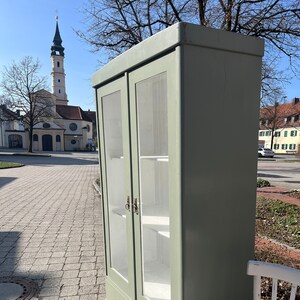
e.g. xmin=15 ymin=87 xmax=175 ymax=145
xmin=0 ymin=152 xmax=105 ymax=299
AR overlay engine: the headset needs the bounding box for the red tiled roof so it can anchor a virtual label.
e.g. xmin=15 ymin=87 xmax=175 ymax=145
xmin=259 ymin=98 xmax=300 ymax=129
xmin=56 ymin=105 xmax=93 ymax=122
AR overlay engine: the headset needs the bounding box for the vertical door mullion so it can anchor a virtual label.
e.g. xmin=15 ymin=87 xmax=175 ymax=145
xmin=122 ymin=72 xmax=137 ymax=299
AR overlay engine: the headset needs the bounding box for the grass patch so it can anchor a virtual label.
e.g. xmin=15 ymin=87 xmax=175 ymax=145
xmin=0 ymin=161 xmax=24 ymax=169
xmin=256 ymin=197 xmax=300 ymax=249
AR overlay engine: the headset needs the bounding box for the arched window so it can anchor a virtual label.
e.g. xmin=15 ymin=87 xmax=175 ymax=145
xmin=33 ymin=134 xmax=38 ymax=141
xmin=57 ymin=61 xmax=60 ymax=68
xmin=59 ymin=89 xmax=61 ymax=94
xmin=56 ymin=135 xmax=61 ymax=142
xmin=8 ymin=134 xmax=23 ymax=148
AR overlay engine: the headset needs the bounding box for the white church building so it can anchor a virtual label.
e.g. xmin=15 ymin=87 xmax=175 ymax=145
xmin=0 ymin=18 xmax=95 ymax=152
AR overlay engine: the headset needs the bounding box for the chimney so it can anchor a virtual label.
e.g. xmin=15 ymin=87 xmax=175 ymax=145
xmin=294 ymin=97 xmax=299 ymax=104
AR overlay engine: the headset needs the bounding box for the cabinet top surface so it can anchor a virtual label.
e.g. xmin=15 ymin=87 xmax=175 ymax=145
xmin=92 ymin=22 xmax=264 ymax=88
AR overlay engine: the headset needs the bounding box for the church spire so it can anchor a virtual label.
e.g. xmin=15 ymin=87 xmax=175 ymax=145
xmin=51 ymin=16 xmax=65 ymax=56
xmin=51 ymin=16 xmax=68 ymax=105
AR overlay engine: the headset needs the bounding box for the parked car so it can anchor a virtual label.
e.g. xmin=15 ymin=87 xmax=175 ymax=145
xmin=258 ymin=147 xmax=274 ymax=158
xmin=86 ymin=139 xmax=96 ymax=151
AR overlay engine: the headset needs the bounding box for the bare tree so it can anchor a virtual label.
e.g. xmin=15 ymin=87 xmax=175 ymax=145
xmin=76 ymin=0 xmax=300 ymax=98
xmin=0 ymin=56 xmax=55 ymax=152
xmin=259 ymin=95 xmax=289 ymax=149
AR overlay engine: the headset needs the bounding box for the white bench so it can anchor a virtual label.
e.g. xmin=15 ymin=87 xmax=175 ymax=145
xmin=247 ymin=260 xmax=300 ymax=300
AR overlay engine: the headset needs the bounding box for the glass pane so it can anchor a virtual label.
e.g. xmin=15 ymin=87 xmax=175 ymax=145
xmin=136 ymin=72 xmax=170 ymax=300
xmin=102 ymin=91 xmax=128 ymax=280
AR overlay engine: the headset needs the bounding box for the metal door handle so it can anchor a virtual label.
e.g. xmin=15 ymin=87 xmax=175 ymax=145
xmin=125 ymin=196 xmax=130 ymax=212
xmin=133 ymin=198 xmax=139 ymax=215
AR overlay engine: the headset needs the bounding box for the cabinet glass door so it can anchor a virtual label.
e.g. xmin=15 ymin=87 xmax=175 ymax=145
xmin=132 ymin=69 xmax=171 ymax=300
xmin=102 ymin=90 xmax=129 ymax=279
xmin=98 ymin=77 xmax=135 ymax=298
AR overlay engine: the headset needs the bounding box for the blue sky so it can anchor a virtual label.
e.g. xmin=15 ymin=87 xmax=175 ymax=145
xmin=0 ymin=1 xmax=299 ymax=109
xmin=0 ymin=1 xmax=101 ymax=111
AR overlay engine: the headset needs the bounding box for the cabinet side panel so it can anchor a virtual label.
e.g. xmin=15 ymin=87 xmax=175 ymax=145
xmin=181 ymin=44 xmax=262 ymax=299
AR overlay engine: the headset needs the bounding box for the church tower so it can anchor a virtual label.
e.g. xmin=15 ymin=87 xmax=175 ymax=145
xmin=51 ymin=17 xmax=68 ymax=105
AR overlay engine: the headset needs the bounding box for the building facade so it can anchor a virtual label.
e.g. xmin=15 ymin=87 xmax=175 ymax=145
xmin=1 ymin=18 xmax=95 ymax=152
xmin=0 ymin=105 xmax=26 ymax=149
xmin=258 ymin=98 xmax=300 ymax=154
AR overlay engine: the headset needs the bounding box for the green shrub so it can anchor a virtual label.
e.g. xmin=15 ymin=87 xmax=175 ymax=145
xmin=257 ymin=178 xmax=271 ymax=188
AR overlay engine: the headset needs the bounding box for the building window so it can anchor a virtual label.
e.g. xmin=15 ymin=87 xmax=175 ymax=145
xmin=71 ymin=139 xmax=76 ymax=145
xmin=259 ymin=131 xmax=265 ymax=136
xmin=281 ymin=144 xmax=288 ymax=150
xmin=33 ymin=134 xmax=38 ymax=141
xmin=266 ymin=131 xmax=272 ymax=136
xmin=273 ymin=144 xmax=279 ymax=150
xmin=86 ymin=124 xmax=90 ymax=132
xmin=284 ymin=131 xmax=288 ymax=137
xmin=57 ymin=61 xmax=60 ymax=68
xmin=59 ymin=89 xmax=61 ymax=94
xmin=291 ymin=130 xmax=297 ymax=137
xmin=294 ymin=115 xmax=299 ymax=122
xmin=56 ymin=135 xmax=61 ymax=142
xmin=285 ymin=116 xmax=291 ymax=123
xmin=274 ymin=131 xmax=280 ymax=137
xmin=69 ymin=123 xmax=78 ymax=131
xmin=58 ymin=79 xmax=60 ymax=83
xmin=43 ymin=122 xmax=50 ymax=129
xmin=8 ymin=134 xmax=23 ymax=148
xmin=289 ymin=144 xmax=296 ymax=150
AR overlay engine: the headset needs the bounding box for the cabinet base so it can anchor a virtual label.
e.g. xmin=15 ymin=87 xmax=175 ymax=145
xmin=106 ymin=277 xmax=132 ymax=300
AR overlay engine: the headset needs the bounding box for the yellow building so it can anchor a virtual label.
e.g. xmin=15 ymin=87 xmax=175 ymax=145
xmin=258 ymin=98 xmax=300 ymax=154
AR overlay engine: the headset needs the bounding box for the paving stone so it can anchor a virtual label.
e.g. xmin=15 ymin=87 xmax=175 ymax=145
xmin=36 ymin=252 xmax=53 ymax=258
xmin=80 ymin=277 xmax=97 ymax=286
xmin=60 ymin=277 xmax=80 ymax=286
xmin=43 ymin=278 xmax=61 ymax=287
xmin=60 ymin=285 xmax=79 ymax=297
xmin=52 ymin=252 xmax=66 ymax=258
xmin=79 ymin=270 xmax=97 ymax=278
xmin=65 ymin=256 xmax=80 ymax=264
xmin=96 ymin=277 xmax=105 ymax=285
xmin=78 ymin=285 xmax=100 ymax=295
xmin=80 ymin=295 xmax=98 ymax=300
xmin=81 ymin=251 xmax=95 ymax=257
xmin=39 ymin=287 xmax=61 ymax=297
xmin=48 ymin=257 xmax=66 ymax=264
xmin=65 ymin=251 xmax=81 ymax=257
xmin=63 ymin=270 xmax=79 ymax=279
xmin=81 ymin=263 xmax=95 ymax=271
xmin=34 ymin=257 xmax=50 ymax=265
xmin=48 ymin=263 xmax=64 ymax=271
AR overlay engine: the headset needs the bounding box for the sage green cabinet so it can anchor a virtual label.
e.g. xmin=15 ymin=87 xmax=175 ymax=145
xmin=93 ymin=22 xmax=264 ymax=300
